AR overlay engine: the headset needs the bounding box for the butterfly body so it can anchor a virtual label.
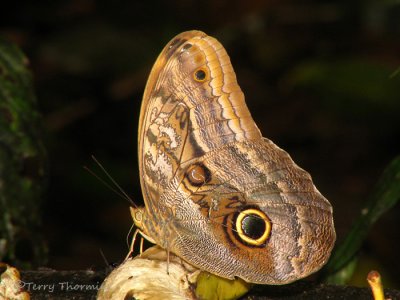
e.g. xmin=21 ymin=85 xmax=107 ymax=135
xmin=133 ymin=31 xmax=335 ymax=284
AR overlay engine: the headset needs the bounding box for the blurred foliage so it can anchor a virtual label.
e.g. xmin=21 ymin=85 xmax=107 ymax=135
xmin=0 ymin=0 xmax=399 ymax=288
xmin=284 ymin=60 xmax=400 ymax=116
xmin=390 ymin=66 xmax=400 ymax=78
xmin=323 ymin=155 xmax=400 ymax=284
xmin=0 ymin=38 xmax=47 ymax=267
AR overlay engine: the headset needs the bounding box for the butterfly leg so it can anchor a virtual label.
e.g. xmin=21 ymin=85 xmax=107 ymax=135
xmin=139 ymin=236 xmax=144 ymax=255
xmin=166 ymin=248 xmax=170 ymax=275
xmin=125 ymin=228 xmax=140 ymax=260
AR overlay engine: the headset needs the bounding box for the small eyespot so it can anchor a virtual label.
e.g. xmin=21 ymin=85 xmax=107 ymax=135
xmin=182 ymin=43 xmax=192 ymax=51
xmin=193 ymin=68 xmax=208 ymax=82
xmin=169 ymin=38 xmax=181 ymax=49
xmin=186 ymin=163 xmax=211 ymax=186
xmin=235 ymin=208 xmax=271 ymax=246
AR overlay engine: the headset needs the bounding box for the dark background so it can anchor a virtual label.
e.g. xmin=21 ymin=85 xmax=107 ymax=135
xmin=1 ymin=0 xmax=399 ymax=288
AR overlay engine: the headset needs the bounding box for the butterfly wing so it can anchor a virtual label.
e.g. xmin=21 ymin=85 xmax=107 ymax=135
xmin=137 ymin=31 xmax=335 ymax=284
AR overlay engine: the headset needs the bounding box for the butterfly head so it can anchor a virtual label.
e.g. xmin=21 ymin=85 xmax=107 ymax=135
xmin=129 ymin=206 xmax=156 ymax=244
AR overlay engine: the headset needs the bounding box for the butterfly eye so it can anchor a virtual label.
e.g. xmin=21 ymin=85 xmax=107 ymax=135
xmin=236 ymin=208 xmax=271 ymax=246
xmin=186 ymin=163 xmax=211 ymax=186
xmin=193 ymin=68 xmax=208 ymax=82
xmin=130 ymin=207 xmax=144 ymax=229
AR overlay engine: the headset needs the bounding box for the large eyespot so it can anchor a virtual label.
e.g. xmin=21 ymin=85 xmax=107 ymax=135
xmin=186 ymin=163 xmax=211 ymax=186
xmin=235 ymin=208 xmax=271 ymax=246
xmin=193 ymin=67 xmax=208 ymax=82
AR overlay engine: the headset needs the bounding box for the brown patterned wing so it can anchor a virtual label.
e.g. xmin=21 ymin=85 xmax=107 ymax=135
xmin=136 ymin=31 xmax=335 ymax=284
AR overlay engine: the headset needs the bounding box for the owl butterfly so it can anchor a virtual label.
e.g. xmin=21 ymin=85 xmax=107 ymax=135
xmin=131 ymin=30 xmax=336 ymax=284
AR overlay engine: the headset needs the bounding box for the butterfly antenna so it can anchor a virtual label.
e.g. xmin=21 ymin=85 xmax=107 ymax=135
xmin=84 ymin=155 xmax=136 ymax=207
xmin=83 ymin=166 xmax=125 ymax=200
xmin=91 ymin=155 xmax=135 ymax=206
